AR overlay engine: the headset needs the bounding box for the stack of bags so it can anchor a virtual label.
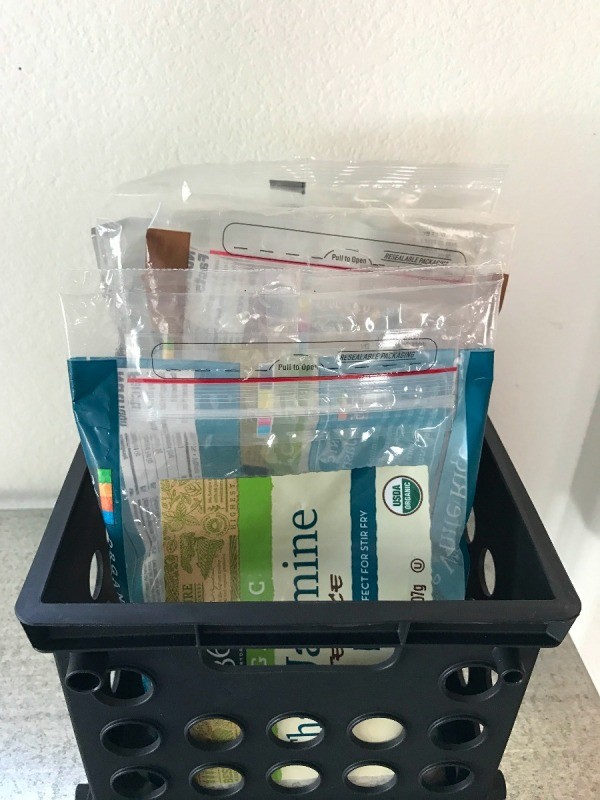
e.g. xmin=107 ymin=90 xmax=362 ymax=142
xmin=62 ymin=161 xmax=513 ymax=656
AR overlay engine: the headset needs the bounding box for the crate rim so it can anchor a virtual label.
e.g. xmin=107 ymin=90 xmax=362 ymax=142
xmin=15 ymin=421 xmax=581 ymax=653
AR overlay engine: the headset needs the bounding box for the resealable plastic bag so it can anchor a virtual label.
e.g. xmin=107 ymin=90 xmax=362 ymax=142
xmin=62 ymin=262 xmax=502 ymax=608
xmin=92 ymin=161 xmax=508 ymax=271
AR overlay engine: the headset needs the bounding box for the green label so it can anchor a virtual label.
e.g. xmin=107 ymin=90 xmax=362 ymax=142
xmin=161 ymin=465 xmax=431 ymax=668
xmin=382 ymin=475 xmax=423 ymax=516
xmin=238 ymin=477 xmax=274 ymax=602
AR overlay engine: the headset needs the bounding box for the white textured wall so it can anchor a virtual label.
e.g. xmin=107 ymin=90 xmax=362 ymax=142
xmin=2 ymin=1 xmax=599 ymax=685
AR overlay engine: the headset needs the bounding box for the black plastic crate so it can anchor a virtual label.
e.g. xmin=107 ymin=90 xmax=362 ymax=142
xmin=16 ymin=421 xmax=580 ymax=800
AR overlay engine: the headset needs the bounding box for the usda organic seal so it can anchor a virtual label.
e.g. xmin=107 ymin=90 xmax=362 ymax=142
xmin=383 ymin=475 xmax=423 ymax=516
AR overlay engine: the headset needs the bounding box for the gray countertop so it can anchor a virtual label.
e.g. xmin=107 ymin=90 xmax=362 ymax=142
xmin=1 ymin=509 xmax=598 ymax=800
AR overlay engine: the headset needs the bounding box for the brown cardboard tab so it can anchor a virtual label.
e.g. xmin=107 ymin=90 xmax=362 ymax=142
xmin=500 ymin=273 xmax=509 ymax=311
xmin=144 ymin=228 xmax=191 ymax=340
xmin=146 ymin=228 xmax=191 ymax=269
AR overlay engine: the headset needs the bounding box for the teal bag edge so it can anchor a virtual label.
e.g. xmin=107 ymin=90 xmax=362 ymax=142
xmin=68 ymin=358 xmax=130 ymax=602
xmin=458 ymin=349 xmax=494 ymax=594
xmin=68 ymin=350 xmax=494 ymax=604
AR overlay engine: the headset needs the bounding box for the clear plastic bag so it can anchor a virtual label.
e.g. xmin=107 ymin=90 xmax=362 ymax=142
xmin=92 ymin=161 xmax=508 ymax=271
xmin=100 ymin=160 xmax=506 ymax=219
xmin=62 ymin=264 xmax=502 ymax=605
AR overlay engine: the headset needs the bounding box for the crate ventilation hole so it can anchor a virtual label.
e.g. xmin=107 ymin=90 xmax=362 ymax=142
xmin=268 ymin=764 xmax=321 ymax=793
xmin=191 ymin=766 xmax=244 ymax=795
xmin=101 ymin=721 xmax=161 ymax=757
xmin=420 ymin=763 xmax=474 ymax=793
xmin=111 ymin=767 xmax=167 ymax=799
xmin=96 ymin=668 xmax=154 ymax=705
xmin=349 ymin=716 xmax=405 ymax=748
xmin=429 ymin=717 xmax=486 ymax=750
xmin=269 ymin=715 xmax=324 ymax=748
xmin=187 ymin=716 xmax=244 ymax=751
xmin=345 ymin=764 xmax=397 ymax=792
xmin=443 ymin=664 xmax=499 ymax=699
xmin=88 ymin=549 xmax=103 ymax=600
